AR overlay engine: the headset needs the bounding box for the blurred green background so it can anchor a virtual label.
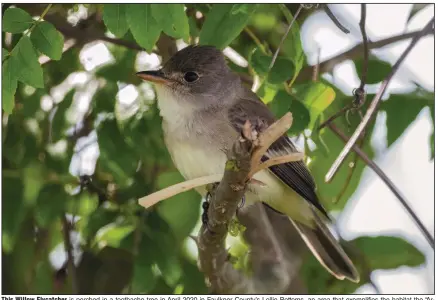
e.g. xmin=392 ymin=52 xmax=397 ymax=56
xmin=2 ymin=3 xmax=434 ymax=294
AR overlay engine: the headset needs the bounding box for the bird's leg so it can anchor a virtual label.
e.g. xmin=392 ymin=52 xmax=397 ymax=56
xmin=202 ymin=182 xmax=219 ymax=226
xmin=201 ymin=194 xmax=210 ymax=225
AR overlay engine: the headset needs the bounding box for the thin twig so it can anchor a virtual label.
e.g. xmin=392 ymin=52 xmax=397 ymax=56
xmin=333 ymin=127 xmax=367 ymax=204
xmin=323 ymin=4 xmax=350 ymax=34
xmin=318 ymin=4 xmax=369 ymax=131
xmin=312 ymin=47 xmax=321 ymax=82
xmin=325 ymin=18 xmax=435 ymax=183
xmin=295 ymin=28 xmax=434 ymax=84
xmin=61 ymin=215 xmax=78 ymax=293
xmin=318 ymin=104 xmax=351 ymax=131
xmin=358 ymin=4 xmax=369 ymax=91
xmin=268 ymin=6 xmax=302 ymax=71
xmin=328 ymin=123 xmax=434 ymax=249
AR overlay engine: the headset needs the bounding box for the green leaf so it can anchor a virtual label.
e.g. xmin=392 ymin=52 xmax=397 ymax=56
xmin=294 ymin=82 xmax=336 ymax=129
xmin=103 ymin=4 xmax=129 ymax=38
xmin=2 ymin=177 xmax=26 ymax=253
xmin=2 ymin=60 xmax=18 ymax=114
xmin=380 ymin=91 xmax=434 ymax=147
xmin=429 ymin=106 xmax=434 ymax=160
xmin=270 ymin=90 xmax=310 ymax=134
xmin=51 ymin=89 xmax=75 ymax=141
xmin=199 ymin=4 xmax=258 ymax=49
xmin=2 ymin=8 xmax=34 ymax=33
xmin=355 ymin=57 xmax=392 ymax=84
xmin=31 ymin=21 xmax=64 ymax=60
xmin=44 ymin=47 xmax=82 ymax=86
xmin=35 ymin=183 xmax=67 ymax=228
xmin=249 ymin=48 xmax=295 ymax=84
xmin=97 ymin=119 xmax=139 ymax=186
xmin=98 ymin=224 xmax=135 ymax=248
xmin=151 ymin=4 xmax=189 ymax=41
xmin=9 ymin=36 xmax=44 ymax=88
xmin=131 ymin=233 xmax=157 ymax=293
xmin=156 ymin=172 xmax=201 ymax=240
xmin=353 ymin=236 xmax=426 ymax=270
xmin=3 ymin=48 xmax=9 ymax=61
xmin=94 ymin=247 xmax=134 ymax=293
xmin=126 ymin=4 xmax=161 ymax=52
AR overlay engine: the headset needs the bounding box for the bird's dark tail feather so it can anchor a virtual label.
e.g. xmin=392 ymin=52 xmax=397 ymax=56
xmin=290 ymin=216 xmax=360 ymax=283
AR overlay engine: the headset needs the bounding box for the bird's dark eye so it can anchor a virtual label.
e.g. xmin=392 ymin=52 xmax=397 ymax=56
xmin=183 ymin=71 xmax=199 ymax=83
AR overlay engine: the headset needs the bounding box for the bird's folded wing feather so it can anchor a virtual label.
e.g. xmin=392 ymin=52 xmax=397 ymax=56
xmin=227 ymin=92 xmax=329 ymax=218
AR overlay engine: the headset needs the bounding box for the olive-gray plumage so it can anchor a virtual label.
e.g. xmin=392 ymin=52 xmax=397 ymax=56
xmin=137 ymin=45 xmax=359 ymax=282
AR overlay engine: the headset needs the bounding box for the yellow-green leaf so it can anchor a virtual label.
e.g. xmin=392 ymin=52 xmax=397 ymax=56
xmin=294 ymin=82 xmax=336 ymax=129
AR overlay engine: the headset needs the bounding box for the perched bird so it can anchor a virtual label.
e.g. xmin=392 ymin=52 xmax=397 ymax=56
xmin=137 ymin=45 xmax=359 ymax=282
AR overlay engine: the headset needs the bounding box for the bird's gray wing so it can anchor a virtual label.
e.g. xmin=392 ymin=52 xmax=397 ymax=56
xmin=227 ymin=92 xmax=329 ymax=218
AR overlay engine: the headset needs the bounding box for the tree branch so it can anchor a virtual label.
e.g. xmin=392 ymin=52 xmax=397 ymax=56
xmin=197 ymin=114 xmax=296 ymax=294
xmin=295 ymin=28 xmax=434 ymax=83
xmin=325 ymin=18 xmax=434 ymax=182
xmin=61 ymin=215 xmax=78 ymax=293
xmin=328 ymin=123 xmax=434 ymax=249
xmin=323 ymin=4 xmax=350 ymax=34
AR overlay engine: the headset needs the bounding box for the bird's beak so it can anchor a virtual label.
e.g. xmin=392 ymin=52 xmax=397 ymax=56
xmin=136 ymin=70 xmax=171 ymax=85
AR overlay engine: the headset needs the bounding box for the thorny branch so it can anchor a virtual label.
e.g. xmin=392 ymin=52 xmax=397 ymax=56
xmin=325 ymin=17 xmax=435 ymax=183
xmin=197 ymin=118 xmax=294 ymax=293
xmin=328 ymin=123 xmax=435 ymax=249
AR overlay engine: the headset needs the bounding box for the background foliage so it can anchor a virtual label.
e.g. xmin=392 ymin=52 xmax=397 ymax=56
xmin=1 ymin=4 xmax=433 ymax=294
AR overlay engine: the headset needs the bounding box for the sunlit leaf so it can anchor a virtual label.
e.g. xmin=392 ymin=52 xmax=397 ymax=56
xmin=199 ymin=4 xmax=258 ymax=49
xmin=294 ymin=82 xmax=336 ymax=129
xmin=31 ymin=21 xmax=64 ymax=60
xmin=103 ymin=4 xmax=129 ymax=38
xmin=2 ymin=8 xmax=33 ymax=33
